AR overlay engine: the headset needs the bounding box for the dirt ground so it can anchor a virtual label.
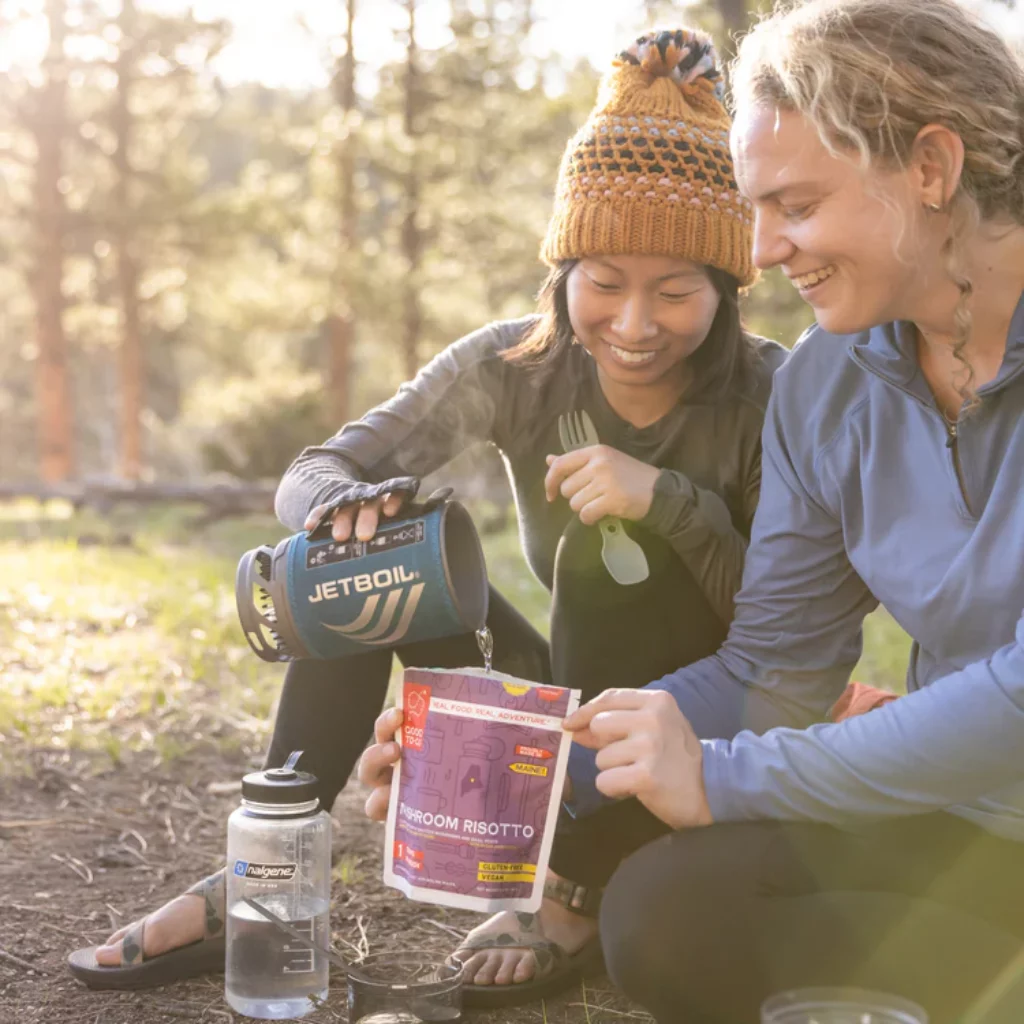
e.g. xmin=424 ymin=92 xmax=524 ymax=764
xmin=0 ymin=743 xmax=652 ymax=1024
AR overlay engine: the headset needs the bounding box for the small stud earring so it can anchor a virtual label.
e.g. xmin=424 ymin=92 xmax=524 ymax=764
xmin=927 ymin=202 xmax=942 ymax=212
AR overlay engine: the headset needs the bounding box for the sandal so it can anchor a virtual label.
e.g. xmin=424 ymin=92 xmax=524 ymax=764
xmin=68 ymin=871 xmax=226 ymax=990
xmin=456 ymin=877 xmax=605 ymax=1010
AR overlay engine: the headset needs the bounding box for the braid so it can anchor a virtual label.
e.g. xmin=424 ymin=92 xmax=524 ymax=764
xmin=942 ymin=192 xmax=981 ymax=412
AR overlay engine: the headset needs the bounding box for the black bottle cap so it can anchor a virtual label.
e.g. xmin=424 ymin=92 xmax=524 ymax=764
xmin=241 ymin=750 xmax=319 ymax=805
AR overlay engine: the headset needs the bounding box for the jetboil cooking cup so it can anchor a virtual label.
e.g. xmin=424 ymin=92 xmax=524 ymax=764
xmin=236 ymin=490 xmax=489 ymax=661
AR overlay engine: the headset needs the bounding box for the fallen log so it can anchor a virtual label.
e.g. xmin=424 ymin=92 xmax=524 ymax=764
xmin=0 ymin=479 xmax=277 ymax=519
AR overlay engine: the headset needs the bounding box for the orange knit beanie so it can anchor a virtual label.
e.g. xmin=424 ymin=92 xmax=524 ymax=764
xmin=541 ymin=28 xmax=755 ymax=287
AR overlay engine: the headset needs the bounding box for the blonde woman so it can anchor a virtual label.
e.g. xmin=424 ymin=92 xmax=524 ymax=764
xmin=364 ymin=0 xmax=1024 ymax=1018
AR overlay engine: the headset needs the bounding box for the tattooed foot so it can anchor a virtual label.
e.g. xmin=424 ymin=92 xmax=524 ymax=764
xmin=453 ymin=888 xmax=598 ymax=987
xmin=94 ymin=869 xmax=224 ymax=966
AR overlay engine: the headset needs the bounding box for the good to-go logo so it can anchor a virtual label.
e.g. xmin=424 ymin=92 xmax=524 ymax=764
xmin=233 ymin=861 xmax=298 ymax=881
xmin=402 ymin=682 xmax=431 ymax=751
xmin=320 ymin=579 xmax=426 ymax=646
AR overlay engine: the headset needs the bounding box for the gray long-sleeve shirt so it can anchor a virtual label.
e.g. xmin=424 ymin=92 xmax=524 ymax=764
xmin=570 ymin=296 xmax=1024 ymax=842
xmin=276 ymin=317 xmax=788 ymax=622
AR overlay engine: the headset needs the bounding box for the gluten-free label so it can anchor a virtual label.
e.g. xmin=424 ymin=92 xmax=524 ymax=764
xmin=477 ymin=861 xmax=537 ymax=883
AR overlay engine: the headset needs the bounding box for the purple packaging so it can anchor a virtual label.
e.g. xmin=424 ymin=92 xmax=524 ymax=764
xmin=384 ymin=667 xmax=581 ymax=912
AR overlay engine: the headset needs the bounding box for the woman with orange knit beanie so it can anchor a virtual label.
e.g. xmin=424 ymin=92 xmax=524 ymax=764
xmin=72 ymin=26 xmax=870 ymax=1008
xmin=353 ymin=28 xmax=786 ymax=1009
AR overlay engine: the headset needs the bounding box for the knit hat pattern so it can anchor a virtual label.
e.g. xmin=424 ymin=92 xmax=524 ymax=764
xmin=541 ymin=29 xmax=756 ymax=286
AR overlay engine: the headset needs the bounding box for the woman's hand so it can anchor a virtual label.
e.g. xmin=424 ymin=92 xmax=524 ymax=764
xmin=564 ymin=689 xmax=713 ymax=829
xmin=357 ymin=707 xmax=403 ymax=821
xmin=544 ymin=446 xmax=660 ymax=524
xmin=304 ymin=491 xmax=407 ymax=543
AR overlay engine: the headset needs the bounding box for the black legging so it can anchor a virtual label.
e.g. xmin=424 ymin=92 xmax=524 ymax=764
xmin=264 ymin=515 xmax=727 ymax=824
xmin=582 ymin=805 xmax=1024 ymax=1023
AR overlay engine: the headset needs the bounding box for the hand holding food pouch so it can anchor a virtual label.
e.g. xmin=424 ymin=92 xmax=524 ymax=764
xmin=384 ymin=667 xmax=580 ymax=912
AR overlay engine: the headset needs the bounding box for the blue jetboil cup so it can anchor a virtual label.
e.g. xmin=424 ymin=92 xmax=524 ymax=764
xmin=236 ymin=491 xmax=489 ymax=661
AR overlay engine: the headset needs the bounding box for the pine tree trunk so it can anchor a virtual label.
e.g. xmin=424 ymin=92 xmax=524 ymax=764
xmin=114 ymin=0 xmax=143 ymax=479
xmin=329 ymin=0 xmax=357 ymax=426
xmin=32 ymin=0 xmax=73 ymax=481
xmin=324 ymin=314 xmax=352 ymax=426
xmin=402 ymin=0 xmax=422 ymax=381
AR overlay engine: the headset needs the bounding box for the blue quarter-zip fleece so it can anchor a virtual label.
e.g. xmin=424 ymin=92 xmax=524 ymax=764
xmin=569 ymin=291 xmax=1024 ymax=841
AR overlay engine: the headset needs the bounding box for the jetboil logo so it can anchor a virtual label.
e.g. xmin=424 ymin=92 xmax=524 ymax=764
xmin=311 ymin=564 xmax=426 ymax=646
xmin=233 ymin=860 xmax=298 ymax=881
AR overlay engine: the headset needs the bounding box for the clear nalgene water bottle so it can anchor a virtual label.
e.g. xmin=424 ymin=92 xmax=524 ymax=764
xmin=225 ymin=751 xmax=332 ymax=1019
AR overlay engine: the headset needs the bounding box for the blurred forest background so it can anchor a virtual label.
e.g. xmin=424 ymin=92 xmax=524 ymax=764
xmin=2 ymin=0 xmax=1020 ymax=488
xmin=1 ymin=0 xmax=823 ymax=490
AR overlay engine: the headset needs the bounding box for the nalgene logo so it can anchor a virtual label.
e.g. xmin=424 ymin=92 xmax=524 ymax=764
xmin=234 ymin=860 xmax=297 ymax=881
xmin=308 ymin=564 xmax=419 ymax=603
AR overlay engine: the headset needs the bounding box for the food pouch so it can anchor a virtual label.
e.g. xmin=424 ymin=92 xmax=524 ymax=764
xmin=384 ymin=667 xmax=580 ymax=912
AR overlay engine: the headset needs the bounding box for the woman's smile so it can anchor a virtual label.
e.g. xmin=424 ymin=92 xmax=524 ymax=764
xmin=789 ymin=264 xmax=838 ymax=295
xmin=605 ymin=341 xmax=661 ymax=367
